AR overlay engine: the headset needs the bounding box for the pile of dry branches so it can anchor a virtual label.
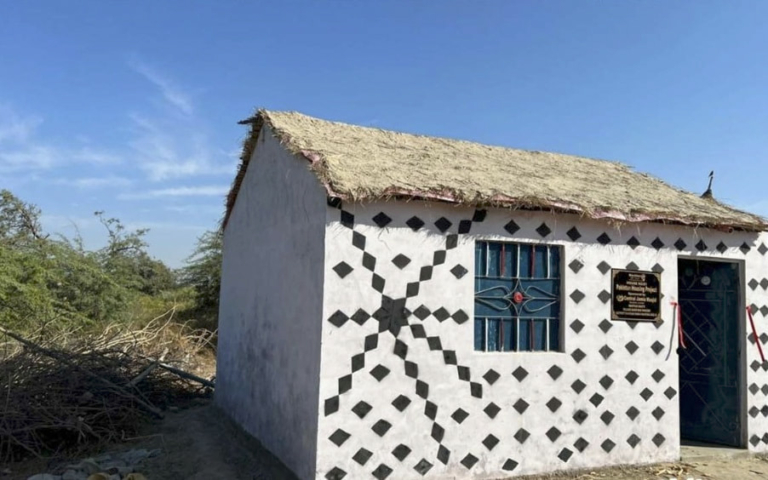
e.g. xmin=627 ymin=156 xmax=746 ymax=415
xmin=0 ymin=309 xmax=216 ymax=463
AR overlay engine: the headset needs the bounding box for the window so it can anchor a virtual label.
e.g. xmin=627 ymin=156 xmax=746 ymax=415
xmin=474 ymin=241 xmax=562 ymax=352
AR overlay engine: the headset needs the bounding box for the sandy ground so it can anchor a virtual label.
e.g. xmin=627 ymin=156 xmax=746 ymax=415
xmin=5 ymin=402 xmax=768 ymax=480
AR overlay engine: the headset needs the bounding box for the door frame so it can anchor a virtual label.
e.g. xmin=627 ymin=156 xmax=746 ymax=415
xmin=677 ymin=255 xmax=747 ymax=448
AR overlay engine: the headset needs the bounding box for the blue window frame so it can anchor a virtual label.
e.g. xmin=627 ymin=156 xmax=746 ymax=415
xmin=474 ymin=241 xmax=562 ymax=352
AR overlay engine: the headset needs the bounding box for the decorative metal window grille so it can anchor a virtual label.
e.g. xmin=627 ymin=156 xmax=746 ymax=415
xmin=474 ymin=241 xmax=562 ymax=352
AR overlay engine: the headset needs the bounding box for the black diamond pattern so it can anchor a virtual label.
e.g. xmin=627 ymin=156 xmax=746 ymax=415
xmin=573 ymin=409 xmax=588 ymax=424
xmin=536 ymin=222 xmax=552 ymax=237
xmin=652 ymin=433 xmax=665 ymax=447
xmin=392 ymin=444 xmax=411 ymax=461
xmin=371 ymin=419 xmax=392 ymax=437
xmin=434 ymin=217 xmax=452 ymax=233
xmin=546 ymin=397 xmax=562 ymax=412
xmin=372 ymin=212 xmax=392 ymax=228
xmin=599 ymin=375 xmax=614 ymax=390
xmin=626 ymin=406 xmax=639 ymax=421
xmin=329 ymin=429 xmax=350 ymax=446
xmin=413 ymin=459 xmax=433 ymax=476
xmin=352 ymin=231 xmax=366 ymax=250
xmin=574 ymin=437 xmax=589 ymax=452
xmin=451 ymin=408 xmax=469 ymax=423
xmin=405 ymin=216 xmax=425 ymax=230
xmin=598 ymin=290 xmax=611 ymax=304
xmin=695 ymin=239 xmax=707 ymax=251
xmin=651 ymin=237 xmax=665 ymax=250
xmin=328 ymin=311 xmax=349 ymax=327
xmin=482 ymin=434 xmax=499 ymax=450
xmin=640 ymin=388 xmax=654 ymax=401
xmin=546 ymin=426 xmax=561 ymax=442
xmin=333 ymin=262 xmax=353 ymax=278
xmin=372 ymin=464 xmax=393 ymax=480
xmin=352 ymin=401 xmax=372 ymax=418
xmin=450 ymin=264 xmax=468 ymax=279
xmin=674 ymin=238 xmax=687 ymax=251
xmin=601 ymin=411 xmax=615 ymax=425
xmin=571 ymin=348 xmax=586 ymax=363
xmin=597 ymin=261 xmax=611 ymax=274
xmin=627 ymin=434 xmax=641 ymax=448
xmin=598 ymin=319 xmax=613 ymax=333
xmin=570 ymin=319 xmax=585 ymax=333
xmin=391 ymin=395 xmax=411 ymax=411
xmin=567 ymin=226 xmax=581 ymax=241
xmin=741 ymin=242 xmax=752 ymax=254
xmin=483 ymin=369 xmax=500 ymax=385
xmin=572 ymin=380 xmax=587 ymax=394
xmin=558 ymin=448 xmax=573 ymax=462
xmin=599 ymin=345 xmax=614 ymax=359
xmin=570 ymin=289 xmax=585 ymax=303
xmin=652 ymin=407 xmax=665 ymax=420
xmin=651 ymin=341 xmax=664 ymax=354
xmin=590 ymin=393 xmax=604 ymax=407
xmin=325 ymin=467 xmax=346 ymax=480
xmin=626 ymin=370 xmax=639 ymax=384
xmin=513 ymin=398 xmax=529 ymax=414
xmin=568 ymin=259 xmax=584 ymax=273
xmin=597 ymin=232 xmax=611 ymax=245
xmin=514 ymin=428 xmax=530 ymax=444
xmin=484 ymin=402 xmax=501 ymax=418
xmin=627 ymin=236 xmax=640 ymax=249
xmin=353 ymin=448 xmax=373 ymax=465
xmin=503 ymin=459 xmax=519 ymax=471
xmin=504 ymin=220 xmax=520 ymax=235
xmin=391 ymin=254 xmax=411 ymax=269
xmin=460 ymin=453 xmax=478 ymax=469
xmin=512 ymin=366 xmax=529 ymax=382
xmin=625 ymin=341 xmax=639 ymax=354
xmin=717 ymin=241 xmax=728 ymax=253
xmin=601 ymin=439 xmax=616 ymax=452
xmin=547 ymin=365 xmax=563 ymax=380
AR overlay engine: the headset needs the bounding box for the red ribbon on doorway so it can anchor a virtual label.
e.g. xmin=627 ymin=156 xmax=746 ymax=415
xmin=747 ymin=306 xmax=766 ymax=363
xmin=671 ymin=301 xmax=686 ymax=349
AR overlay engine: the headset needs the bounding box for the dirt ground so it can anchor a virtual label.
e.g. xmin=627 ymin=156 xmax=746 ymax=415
xmin=5 ymin=402 xmax=768 ymax=480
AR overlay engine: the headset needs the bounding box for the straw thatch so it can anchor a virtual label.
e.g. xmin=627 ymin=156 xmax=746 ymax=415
xmin=224 ymin=109 xmax=765 ymax=231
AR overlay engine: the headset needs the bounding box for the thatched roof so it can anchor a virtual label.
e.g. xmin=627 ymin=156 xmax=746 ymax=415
xmin=224 ymin=109 xmax=766 ymax=231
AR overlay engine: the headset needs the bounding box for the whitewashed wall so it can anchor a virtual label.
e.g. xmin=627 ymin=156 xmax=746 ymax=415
xmin=216 ymin=127 xmax=327 ymax=480
xmin=317 ymin=200 xmax=768 ymax=480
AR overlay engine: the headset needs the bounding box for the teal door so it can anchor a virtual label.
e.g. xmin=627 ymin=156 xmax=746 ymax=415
xmin=678 ymin=259 xmax=742 ymax=447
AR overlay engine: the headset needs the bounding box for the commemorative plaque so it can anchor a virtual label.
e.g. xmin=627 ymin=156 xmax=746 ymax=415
xmin=611 ymin=269 xmax=661 ymax=322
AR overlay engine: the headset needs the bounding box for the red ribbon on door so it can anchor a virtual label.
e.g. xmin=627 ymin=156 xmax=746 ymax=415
xmin=747 ymin=306 xmax=766 ymax=363
xmin=671 ymin=301 xmax=686 ymax=349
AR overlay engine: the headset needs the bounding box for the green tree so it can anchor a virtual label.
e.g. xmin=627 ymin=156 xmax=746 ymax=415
xmin=180 ymin=229 xmax=222 ymax=328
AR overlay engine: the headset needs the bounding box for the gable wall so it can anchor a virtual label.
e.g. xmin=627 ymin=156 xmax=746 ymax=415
xmin=316 ymin=200 xmax=768 ymax=479
xmin=216 ymin=127 xmax=327 ymax=480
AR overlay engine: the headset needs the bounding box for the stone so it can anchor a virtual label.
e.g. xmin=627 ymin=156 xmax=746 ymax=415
xmin=27 ymin=475 xmax=61 ymax=480
xmin=62 ymin=471 xmax=87 ymax=480
xmin=85 ymin=474 xmax=109 ymax=480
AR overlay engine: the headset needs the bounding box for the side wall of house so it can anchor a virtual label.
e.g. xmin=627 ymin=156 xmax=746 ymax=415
xmin=216 ymin=127 xmax=326 ymax=480
xmin=316 ymin=201 xmax=768 ymax=479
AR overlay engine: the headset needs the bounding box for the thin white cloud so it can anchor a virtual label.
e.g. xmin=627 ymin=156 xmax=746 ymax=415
xmin=54 ymin=175 xmax=133 ymax=189
xmin=128 ymin=112 xmax=235 ymax=181
xmin=164 ymin=204 xmax=224 ymax=215
xmin=0 ymin=105 xmax=122 ymax=174
xmin=0 ymin=105 xmax=41 ymax=145
xmin=118 ymin=185 xmax=229 ymax=200
xmin=129 ymin=58 xmax=194 ymax=116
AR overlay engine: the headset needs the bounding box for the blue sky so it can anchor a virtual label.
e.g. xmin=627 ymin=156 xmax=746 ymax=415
xmin=2 ymin=1 xmax=768 ymax=267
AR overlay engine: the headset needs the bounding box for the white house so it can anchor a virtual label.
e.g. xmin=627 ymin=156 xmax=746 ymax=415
xmin=216 ymin=109 xmax=768 ymax=480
